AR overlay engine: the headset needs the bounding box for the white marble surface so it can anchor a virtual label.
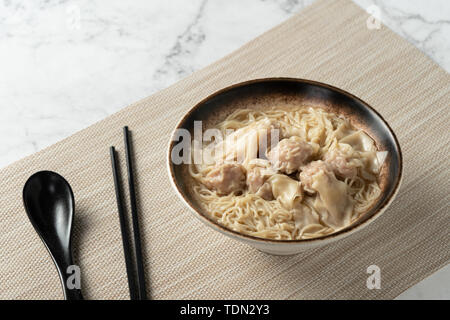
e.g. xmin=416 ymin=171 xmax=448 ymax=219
xmin=0 ymin=0 xmax=448 ymax=299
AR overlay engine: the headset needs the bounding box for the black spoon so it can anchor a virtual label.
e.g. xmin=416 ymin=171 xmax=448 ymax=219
xmin=23 ymin=171 xmax=83 ymax=300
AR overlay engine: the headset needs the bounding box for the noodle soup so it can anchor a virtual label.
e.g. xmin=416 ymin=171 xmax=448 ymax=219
xmin=188 ymin=107 xmax=384 ymax=240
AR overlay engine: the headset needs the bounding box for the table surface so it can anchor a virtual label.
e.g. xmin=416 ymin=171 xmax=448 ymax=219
xmin=0 ymin=0 xmax=448 ymax=299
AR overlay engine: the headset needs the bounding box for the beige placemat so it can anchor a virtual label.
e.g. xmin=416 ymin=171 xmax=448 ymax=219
xmin=1 ymin=0 xmax=449 ymax=300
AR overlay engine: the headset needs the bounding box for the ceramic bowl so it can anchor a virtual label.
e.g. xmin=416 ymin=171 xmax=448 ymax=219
xmin=167 ymin=78 xmax=402 ymax=255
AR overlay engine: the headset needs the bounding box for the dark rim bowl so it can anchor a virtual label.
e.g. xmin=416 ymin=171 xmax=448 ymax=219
xmin=167 ymin=78 xmax=403 ymax=245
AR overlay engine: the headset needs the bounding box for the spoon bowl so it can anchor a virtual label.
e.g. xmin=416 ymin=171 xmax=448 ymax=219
xmin=23 ymin=171 xmax=83 ymax=300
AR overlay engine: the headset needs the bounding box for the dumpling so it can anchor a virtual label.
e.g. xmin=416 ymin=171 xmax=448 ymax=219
xmin=298 ymin=160 xmax=330 ymax=193
xmin=267 ymin=136 xmax=314 ymax=174
xmin=299 ymin=161 xmax=353 ymax=229
xmin=255 ymin=182 xmax=274 ymax=201
xmin=340 ymin=130 xmax=376 ymax=152
xmin=211 ymin=119 xmax=279 ymax=167
xmin=323 ymin=143 xmax=361 ymax=179
xmin=246 ymin=159 xmax=276 ymax=200
xmin=204 ymin=163 xmax=246 ymax=195
xmin=339 ymin=130 xmax=381 ymax=180
xmin=267 ymin=174 xmax=303 ymax=209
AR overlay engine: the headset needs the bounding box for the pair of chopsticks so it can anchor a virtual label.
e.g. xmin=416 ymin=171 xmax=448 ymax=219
xmin=110 ymin=126 xmax=147 ymax=300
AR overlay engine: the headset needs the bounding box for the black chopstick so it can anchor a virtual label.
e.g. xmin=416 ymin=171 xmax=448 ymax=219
xmin=110 ymin=146 xmax=138 ymax=300
xmin=123 ymin=126 xmax=147 ymax=300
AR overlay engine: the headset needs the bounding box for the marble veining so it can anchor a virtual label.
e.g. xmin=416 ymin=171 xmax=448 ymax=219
xmin=155 ymin=0 xmax=208 ymax=82
xmin=0 ymin=0 xmax=448 ymax=299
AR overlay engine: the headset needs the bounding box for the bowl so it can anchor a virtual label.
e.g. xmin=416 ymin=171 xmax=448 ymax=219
xmin=167 ymin=78 xmax=402 ymax=255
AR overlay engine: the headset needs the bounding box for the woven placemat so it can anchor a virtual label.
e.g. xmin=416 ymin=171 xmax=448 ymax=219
xmin=1 ymin=0 xmax=449 ymax=300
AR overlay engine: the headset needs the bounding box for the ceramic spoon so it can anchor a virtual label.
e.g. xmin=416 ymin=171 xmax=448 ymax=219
xmin=23 ymin=171 xmax=83 ymax=300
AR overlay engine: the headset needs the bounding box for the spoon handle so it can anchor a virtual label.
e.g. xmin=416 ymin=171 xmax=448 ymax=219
xmin=62 ymin=285 xmax=84 ymax=300
xmin=55 ymin=258 xmax=84 ymax=300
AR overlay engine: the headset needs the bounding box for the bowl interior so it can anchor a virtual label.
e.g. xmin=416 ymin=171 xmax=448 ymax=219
xmin=168 ymin=78 xmax=402 ymax=242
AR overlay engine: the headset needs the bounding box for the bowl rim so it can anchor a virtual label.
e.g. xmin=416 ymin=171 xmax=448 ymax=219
xmin=167 ymin=77 xmax=403 ymax=244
